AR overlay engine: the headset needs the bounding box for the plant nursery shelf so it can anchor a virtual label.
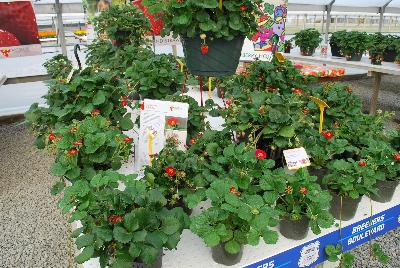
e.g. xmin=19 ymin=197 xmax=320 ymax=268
xmin=81 ymin=184 xmax=400 ymax=268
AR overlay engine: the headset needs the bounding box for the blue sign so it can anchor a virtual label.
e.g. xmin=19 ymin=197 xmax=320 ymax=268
xmin=244 ymin=204 xmax=400 ymax=268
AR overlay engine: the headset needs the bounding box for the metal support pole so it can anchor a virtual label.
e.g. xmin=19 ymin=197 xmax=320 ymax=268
xmin=370 ymin=72 xmax=382 ymax=115
xmin=321 ymin=10 xmax=325 ymax=34
xmin=325 ymin=1 xmax=335 ymax=45
xmin=54 ymin=0 xmax=67 ymax=56
xmin=379 ymin=0 xmax=393 ymax=32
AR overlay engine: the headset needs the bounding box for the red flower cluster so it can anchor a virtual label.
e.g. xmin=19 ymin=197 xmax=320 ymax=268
xmin=48 ymin=132 xmax=56 ymax=141
xmin=165 ymin=166 xmax=176 ymax=177
xmin=255 ymin=149 xmax=267 ymax=160
xmin=292 ymin=88 xmax=303 ymax=95
xmin=299 ymin=187 xmax=308 ymax=195
xmin=72 ymin=140 xmax=83 ymax=147
xmin=108 ymin=215 xmax=124 ymax=224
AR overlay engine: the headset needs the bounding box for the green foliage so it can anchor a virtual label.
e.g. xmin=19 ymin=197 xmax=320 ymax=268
xmin=338 ymin=31 xmax=369 ymax=56
xmin=372 ymin=243 xmax=389 ymax=264
xmin=57 ymin=172 xmax=189 ymax=266
xmin=294 ymin=28 xmax=322 ymax=51
xmin=325 ymin=244 xmax=354 ymax=268
xmin=93 ymin=5 xmax=151 ymax=46
xmin=329 ymin=30 xmax=347 ymax=46
xmin=272 ymin=168 xmax=334 ymax=234
xmin=125 ymin=53 xmax=183 ymax=99
xmin=43 ymin=54 xmax=73 ymax=79
xmin=142 ymin=0 xmax=262 ymax=40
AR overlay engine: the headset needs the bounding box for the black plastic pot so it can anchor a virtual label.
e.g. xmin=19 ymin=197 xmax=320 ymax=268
xmin=371 ymin=58 xmax=383 ymax=65
xmin=371 ymin=180 xmax=399 ymax=203
xmin=133 ymin=250 xmax=163 ymax=268
xmin=383 ymin=49 xmax=397 ymax=62
xmin=300 ymin=47 xmax=315 ymax=56
xmin=308 ymin=167 xmax=327 ymax=186
xmin=330 ymin=43 xmax=343 ymax=57
xmin=279 ymin=217 xmax=310 ymax=240
xmin=212 ymin=243 xmax=243 ymax=266
xmin=284 ymin=45 xmax=291 ymax=54
xmin=345 ymin=53 xmax=363 ymax=61
xmin=330 ymin=192 xmax=362 ymax=221
xmin=181 ymin=36 xmax=245 ymax=77
xmin=167 ymin=198 xmax=192 ymax=216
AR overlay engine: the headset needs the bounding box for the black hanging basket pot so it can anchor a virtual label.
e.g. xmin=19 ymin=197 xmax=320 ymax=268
xmin=330 ymin=43 xmax=343 ymax=57
xmin=383 ymin=49 xmax=397 ymax=62
xmin=211 ymin=243 xmax=243 ymax=266
xmin=133 ymin=250 xmax=163 ymax=268
xmin=279 ymin=216 xmax=310 ymax=240
xmin=181 ymin=35 xmax=245 ymax=77
xmin=330 ymin=192 xmax=362 ymax=221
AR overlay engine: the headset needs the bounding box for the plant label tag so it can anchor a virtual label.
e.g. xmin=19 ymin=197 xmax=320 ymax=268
xmin=283 ymin=147 xmax=311 ymax=170
xmin=137 ymin=99 xmax=189 ymax=169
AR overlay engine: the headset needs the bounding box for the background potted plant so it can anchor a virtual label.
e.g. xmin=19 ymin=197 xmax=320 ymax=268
xmin=329 ymin=30 xmax=346 ymax=57
xmin=339 ymin=31 xmax=368 ymax=61
xmin=93 ymin=5 xmax=151 ymax=47
xmin=272 ymin=168 xmax=334 ymax=240
xmin=283 ymin=39 xmax=292 ymax=53
xmin=143 ymin=0 xmax=261 ymax=76
xmin=368 ymin=33 xmax=387 ymax=65
xmin=43 ymin=54 xmax=73 ymax=79
xmin=382 ymin=34 xmax=400 ymax=62
xmin=294 ymin=28 xmax=322 ymax=56
xmin=323 ymin=159 xmax=377 ymax=220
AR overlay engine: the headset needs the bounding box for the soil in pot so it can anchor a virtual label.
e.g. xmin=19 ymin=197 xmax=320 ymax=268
xmin=383 ymin=49 xmax=397 ymax=62
xmin=300 ymin=48 xmax=315 ymax=56
xmin=133 ymin=250 xmax=163 ymax=268
xmin=371 ymin=180 xmax=399 ymax=203
xmin=212 ymin=243 xmax=243 ymax=266
xmin=330 ymin=43 xmax=343 ymax=57
xmin=345 ymin=53 xmax=363 ymax=61
xmin=181 ymin=35 xmax=245 ymax=77
xmin=330 ymin=192 xmax=362 ymax=221
xmin=279 ymin=216 xmax=310 ymax=240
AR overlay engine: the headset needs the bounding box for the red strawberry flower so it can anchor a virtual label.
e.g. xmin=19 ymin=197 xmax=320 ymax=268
xmin=72 ymin=141 xmax=83 ymax=147
xmin=167 ymin=117 xmax=178 ymax=127
xmin=230 ymin=187 xmax=236 ymax=193
xmin=140 ymin=102 xmax=144 ymax=110
xmin=293 ymin=88 xmax=303 ymax=95
xmin=123 ymin=137 xmax=133 ymax=143
xmin=48 ymin=133 xmax=56 ymax=141
xmin=394 ymin=153 xmax=400 ymax=161
xmin=322 ymin=131 xmax=334 ymax=140
xmin=240 ymin=5 xmax=247 ymax=11
xmin=189 ymin=138 xmax=196 ymax=145
xmin=299 ymin=187 xmax=308 ymax=195
xmin=358 ymin=161 xmax=367 ymax=167
xmin=91 ymin=109 xmax=100 ymax=116
xmin=108 ymin=215 xmax=124 ymax=224
xmin=69 ymin=127 xmax=77 ymax=133
xmin=68 ymin=149 xmax=78 ymax=155
xmin=165 ymin=166 xmax=176 ymax=177
xmin=121 ymin=100 xmax=128 ymax=107
xmin=200 ymin=44 xmax=209 ymax=55
xmin=255 ymin=149 xmax=267 ymax=160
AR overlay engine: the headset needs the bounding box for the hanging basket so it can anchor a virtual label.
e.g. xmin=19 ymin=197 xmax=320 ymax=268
xmin=181 ymin=35 xmax=245 ymax=77
xmin=383 ymin=49 xmax=397 ymax=62
xmin=211 ymin=243 xmax=243 ymax=266
xmin=279 ymin=216 xmax=310 ymax=240
xmin=330 ymin=192 xmax=362 ymax=221
xmin=371 ymin=180 xmax=399 ymax=203
xmin=133 ymin=250 xmax=163 ymax=268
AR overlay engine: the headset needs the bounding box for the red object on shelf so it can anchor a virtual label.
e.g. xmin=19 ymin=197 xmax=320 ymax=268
xmin=132 ymin=0 xmax=164 ymax=36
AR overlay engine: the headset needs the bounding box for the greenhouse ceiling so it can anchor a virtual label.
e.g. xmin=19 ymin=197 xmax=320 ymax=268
xmin=289 ymin=0 xmax=400 ymax=14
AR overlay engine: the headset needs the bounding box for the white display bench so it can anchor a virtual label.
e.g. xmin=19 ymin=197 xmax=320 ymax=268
xmin=79 ymin=87 xmax=400 ymax=268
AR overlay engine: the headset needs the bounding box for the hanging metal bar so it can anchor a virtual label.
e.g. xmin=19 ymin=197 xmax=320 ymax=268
xmin=325 ymin=0 xmax=335 ymax=45
xmin=379 ymin=0 xmax=393 ymax=32
xmin=54 ymin=0 xmax=67 ymax=56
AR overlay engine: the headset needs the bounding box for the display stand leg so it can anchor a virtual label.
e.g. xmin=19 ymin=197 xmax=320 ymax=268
xmin=172 ymin=45 xmax=178 ymax=57
xmin=369 ymin=72 xmax=382 ymax=115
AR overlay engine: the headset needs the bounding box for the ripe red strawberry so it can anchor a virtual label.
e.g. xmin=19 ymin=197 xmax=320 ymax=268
xmin=189 ymin=138 xmax=196 ymax=145
xmin=0 ymin=30 xmax=20 ymax=47
xmin=358 ymin=161 xmax=366 ymax=167
xmin=225 ymin=100 xmax=231 ymax=106
xmin=201 ymin=45 xmax=209 ymax=55
xmin=322 ymin=131 xmax=334 ymax=140
xmin=48 ymin=133 xmax=56 ymax=141
xmin=393 ymin=153 xmax=400 ymax=161
xmin=255 ymin=149 xmax=267 ymax=160
xmin=91 ymin=109 xmax=100 ymax=116
xmin=240 ymin=5 xmax=247 ymax=11
xmin=165 ymin=166 xmax=176 ymax=177
xmin=0 ymin=2 xmax=40 ymax=45
xmin=293 ymin=88 xmax=303 ymax=95
xmin=121 ymin=100 xmax=128 ymax=107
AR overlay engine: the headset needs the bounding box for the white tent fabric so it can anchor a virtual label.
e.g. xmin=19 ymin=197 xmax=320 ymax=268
xmin=289 ymin=0 xmax=400 ymax=14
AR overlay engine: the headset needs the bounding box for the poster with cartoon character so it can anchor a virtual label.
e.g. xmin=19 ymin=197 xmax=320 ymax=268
xmin=251 ymin=0 xmax=287 ymax=53
xmin=0 ymin=0 xmax=41 ymax=58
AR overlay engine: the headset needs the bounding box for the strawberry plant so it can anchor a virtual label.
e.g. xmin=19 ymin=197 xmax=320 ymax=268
xmin=49 ymin=115 xmax=133 ymax=182
xmin=323 ymin=159 xmax=378 ymax=199
xmin=267 ymin=168 xmax=334 ymax=234
xmin=55 ymin=171 xmax=189 ymax=266
xmin=338 ymin=31 xmax=369 ymax=58
xmin=142 ymin=0 xmax=262 ymax=40
xmin=293 ymin=28 xmax=322 ymax=55
xmin=43 ymin=54 xmax=73 ymax=79
xmin=93 ymin=5 xmax=151 ymax=46
xmin=125 ymin=53 xmax=184 ymax=99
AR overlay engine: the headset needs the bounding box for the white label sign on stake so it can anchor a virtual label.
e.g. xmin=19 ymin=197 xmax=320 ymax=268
xmin=283 ymin=147 xmax=311 ymax=170
xmin=137 ymin=99 xmax=189 ymax=169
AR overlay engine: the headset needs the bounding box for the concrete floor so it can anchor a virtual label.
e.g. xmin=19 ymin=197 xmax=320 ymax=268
xmin=0 ymin=123 xmax=76 ymax=268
